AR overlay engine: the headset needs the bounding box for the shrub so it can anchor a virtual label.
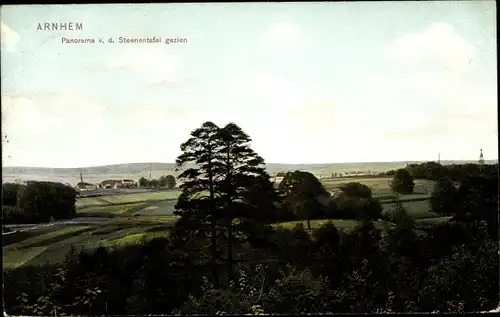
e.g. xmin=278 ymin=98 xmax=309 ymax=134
xmin=332 ymin=196 xmax=382 ymax=221
xmin=338 ymin=182 xmax=372 ymax=198
xmin=165 ymin=175 xmax=177 ymax=189
xmin=390 ymin=169 xmax=415 ymax=195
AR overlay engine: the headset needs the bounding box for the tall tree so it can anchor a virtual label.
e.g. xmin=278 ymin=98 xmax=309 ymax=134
xmin=174 ymin=121 xmax=223 ymax=289
xmin=173 ymin=122 xmax=278 ymax=286
xmin=214 ymin=123 xmax=278 ymax=281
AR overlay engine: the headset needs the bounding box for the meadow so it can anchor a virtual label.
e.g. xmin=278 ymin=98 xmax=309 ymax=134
xmin=3 ymin=176 xmax=440 ymax=270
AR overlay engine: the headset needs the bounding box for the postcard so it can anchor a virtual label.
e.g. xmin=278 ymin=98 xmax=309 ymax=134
xmin=1 ymin=2 xmax=498 ymax=315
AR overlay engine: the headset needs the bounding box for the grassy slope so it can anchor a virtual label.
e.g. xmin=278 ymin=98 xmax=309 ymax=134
xmin=76 ymin=190 xmax=181 ymax=208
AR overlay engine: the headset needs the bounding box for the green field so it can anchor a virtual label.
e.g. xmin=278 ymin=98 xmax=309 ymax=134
xmin=98 ymin=231 xmax=170 ymax=248
xmin=4 ymin=177 xmax=442 ymax=270
xmin=76 ymin=190 xmax=182 ymax=208
xmin=77 ymin=202 xmax=148 ymax=216
xmin=4 ymin=198 xmax=179 ymax=269
xmin=2 ymin=221 xmax=176 ymax=269
xmin=321 ymin=177 xmax=435 ymax=199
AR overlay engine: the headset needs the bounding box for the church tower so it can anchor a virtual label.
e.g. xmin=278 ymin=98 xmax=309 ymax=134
xmin=479 ymin=149 xmax=485 ymax=165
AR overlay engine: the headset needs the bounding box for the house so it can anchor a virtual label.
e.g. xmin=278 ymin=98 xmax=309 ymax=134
xmin=76 ymin=182 xmax=97 ymax=190
xmin=101 ymin=180 xmax=122 ymax=189
xmin=99 ymin=179 xmax=137 ymax=189
xmin=121 ymin=179 xmax=136 ymax=188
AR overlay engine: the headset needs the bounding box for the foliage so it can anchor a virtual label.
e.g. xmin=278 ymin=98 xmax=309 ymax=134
xmin=173 ymin=121 xmax=279 ymax=287
xmin=454 ymin=175 xmax=498 ymax=240
xmin=430 ymin=177 xmax=457 ymax=217
xmin=390 ymin=169 xmax=415 ymax=195
xmin=383 ymin=199 xmax=415 ymax=228
xmin=175 ymin=264 xmax=335 ymax=315
xmin=331 ymin=183 xmax=383 ymax=221
xmin=338 ymin=182 xmax=372 ymax=198
xmin=2 ymin=182 xmax=24 ymax=206
xmin=405 ymin=162 xmax=498 ymax=182
xmin=278 ymin=171 xmax=329 ymax=228
xmin=165 ymin=175 xmax=177 ymax=189
xmin=2 ymin=181 xmax=76 ymax=224
xmin=138 ymin=177 xmax=148 ymax=187
xmin=139 ymin=176 xmax=176 ymax=189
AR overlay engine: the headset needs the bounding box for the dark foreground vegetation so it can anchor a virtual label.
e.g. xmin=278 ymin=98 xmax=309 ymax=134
xmin=3 ymin=121 xmax=499 ymax=314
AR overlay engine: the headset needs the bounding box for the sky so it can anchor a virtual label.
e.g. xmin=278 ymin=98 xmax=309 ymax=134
xmin=1 ymin=1 xmax=497 ymax=168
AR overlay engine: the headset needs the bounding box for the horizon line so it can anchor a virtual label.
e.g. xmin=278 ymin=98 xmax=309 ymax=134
xmin=2 ymin=159 xmax=498 ymax=170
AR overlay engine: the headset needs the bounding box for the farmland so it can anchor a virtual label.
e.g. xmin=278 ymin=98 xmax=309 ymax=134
xmin=3 ymin=176 xmax=441 ymax=270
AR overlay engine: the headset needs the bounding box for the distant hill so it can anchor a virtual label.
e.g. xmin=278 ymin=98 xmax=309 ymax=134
xmin=2 ymin=160 xmax=497 ymax=186
xmin=2 ymin=162 xmax=178 ymax=175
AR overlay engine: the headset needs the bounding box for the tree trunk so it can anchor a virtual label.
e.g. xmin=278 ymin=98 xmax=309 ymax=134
xmin=207 ymin=146 xmax=220 ymax=289
xmin=226 ymin=143 xmax=234 ymax=283
xmin=307 ymin=218 xmax=311 ymax=230
xmin=227 ymin=219 xmax=233 ymax=282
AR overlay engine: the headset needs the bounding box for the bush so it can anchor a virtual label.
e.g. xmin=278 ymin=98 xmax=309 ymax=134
xmin=138 ymin=177 xmax=149 ymax=187
xmin=312 ymin=222 xmax=340 ymax=251
xmin=390 ymin=169 xmax=415 ymax=195
xmin=332 ymin=196 xmax=382 ymax=221
xmin=383 ymin=201 xmax=415 ymax=228
xmin=158 ymin=175 xmax=176 ymax=189
xmin=338 ymin=182 xmax=372 ymax=198
xmin=165 ymin=175 xmax=177 ymax=189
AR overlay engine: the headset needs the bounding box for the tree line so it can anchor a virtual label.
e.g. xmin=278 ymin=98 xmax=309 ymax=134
xmin=2 ymin=181 xmax=77 ymax=224
xmin=138 ymin=175 xmax=176 ymax=189
xmin=382 ymin=161 xmax=499 ymax=182
xmin=3 ymin=121 xmax=499 ymax=314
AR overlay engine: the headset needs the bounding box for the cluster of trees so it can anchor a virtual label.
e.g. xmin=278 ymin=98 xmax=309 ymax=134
xmin=2 ymin=181 xmax=77 ymax=224
xmin=274 ymin=172 xmax=385 ymax=228
xmin=407 ymin=162 xmax=498 ymax=181
xmin=3 ymin=122 xmax=499 ymax=314
xmin=138 ymin=175 xmax=176 ymax=189
xmin=430 ymin=174 xmax=498 ymax=240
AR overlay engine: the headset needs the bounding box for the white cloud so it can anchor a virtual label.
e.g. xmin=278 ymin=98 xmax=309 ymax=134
xmin=108 ymin=47 xmax=184 ymax=84
xmin=228 ymin=72 xmax=306 ymax=108
xmin=1 ymin=90 xmax=208 ymax=167
xmin=1 ymin=22 xmax=20 ymax=53
xmin=256 ymin=22 xmax=304 ymax=56
xmin=1 ymin=93 xmax=109 ymax=167
xmin=356 ymin=22 xmax=497 ymax=144
xmin=386 ymin=22 xmax=477 ymax=74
